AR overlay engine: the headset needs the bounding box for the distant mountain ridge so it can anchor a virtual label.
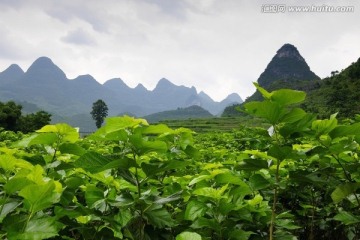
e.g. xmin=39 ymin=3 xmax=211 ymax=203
xmin=0 ymin=57 xmax=243 ymax=131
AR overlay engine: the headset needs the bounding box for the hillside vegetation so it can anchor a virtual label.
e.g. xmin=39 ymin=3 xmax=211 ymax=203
xmin=302 ymin=57 xmax=360 ymax=118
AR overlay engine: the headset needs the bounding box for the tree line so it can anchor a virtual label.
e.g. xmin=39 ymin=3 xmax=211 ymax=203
xmin=0 ymin=101 xmax=51 ymax=133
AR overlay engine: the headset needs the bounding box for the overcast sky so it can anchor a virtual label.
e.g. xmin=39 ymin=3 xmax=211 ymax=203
xmin=0 ymin=0 xmax=359 ymax=101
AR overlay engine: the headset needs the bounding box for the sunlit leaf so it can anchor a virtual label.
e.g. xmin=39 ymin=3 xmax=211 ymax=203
xmin=333 ymin=211 xmax=360 ymax=225
xmin=176 ymin=231 xmax=202 ymax=240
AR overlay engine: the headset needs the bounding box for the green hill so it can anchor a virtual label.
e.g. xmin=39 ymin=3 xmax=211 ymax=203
xmin=302 ymin=57 xmax=360 ymax=118
xmin=144 ymin=105 xmax=213 ymax=123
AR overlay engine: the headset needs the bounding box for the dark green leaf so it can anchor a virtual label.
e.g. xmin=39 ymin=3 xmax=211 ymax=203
xmin=85 ymin=184 xmax=104 ymax=208
xmin=144 ymin=208 xmax=175 ymax=228
xmin=74 ymin=151 xmax=136 ymax=173
xmin=330 ymin=122 xmax=360 ymax=138
xmin=249 ymin=174 xmax=270 ymax=190
xmin=184 ymin=200 xmax=208 ymax=221
xmin=236 ymin=159 xmax=269 ymax=171
xmin=59 ymin=143 xmax=86 ymax=156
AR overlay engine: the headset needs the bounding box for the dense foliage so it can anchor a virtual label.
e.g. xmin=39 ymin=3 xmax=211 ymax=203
xmin=1 ymin=85 xmax=360 ymax=239
xmin=0 ymin=101 xmax=51 ymax=133
xmin=303 ymin=57 xmax=360 ymax=118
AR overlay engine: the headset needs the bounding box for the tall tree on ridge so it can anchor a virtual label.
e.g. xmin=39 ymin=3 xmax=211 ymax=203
xmin=91 ymin=99 xmax=108 ymax=129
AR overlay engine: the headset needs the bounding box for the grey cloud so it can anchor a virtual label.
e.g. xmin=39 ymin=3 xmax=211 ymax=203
xmin=45 ymin=3 xmax=108 ymax=33
xmin=0 ymin=0 xmax=26 ymax=9
xmin=61 ymin=28 xmax=96 ymax=45
xmin=139 ymin=0 xmax=189 ymax=19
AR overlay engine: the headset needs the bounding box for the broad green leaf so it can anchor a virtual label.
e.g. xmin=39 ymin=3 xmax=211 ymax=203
xmin=188 ymin=174 xmax=212 ymax=186
xmin=330 ymin=122 xmax=360 ymax=138
xmin=26 ymin=165 xmax=46 ymax=185
xmin=89 ymin=128 xmax=128 ymax=141
xmin=215 ymin=172 xmax=246 ymax=186
xmin=244 ymin=101 xmax=286 ymax=124
xmin=85 ymin=184 xmax=104 ymax=207
xmin=4 ymin=177 xmax=34 ymax=194
xmin=228 ymin=229 xmax=254 ymax=240
xmin=153 ymin=191 xmax=182 ymax=205
xmin=279 ymin=113 xmax=316 ymax=137
xmin=190 ymin=217 xmax=219 ymax=231
xmin=268 ymin=145 xmax=293 ymax=161
xmin=37 ymin=123 xmax=79 ymax=143
xmin=280 ymin=108 xmax=307 ymax=123
xmin=184 ymin=200 xmax=208 ymax=221
xmin=142 ymin=124 xmax=174 ymax=135
xmin=333 ymin=211 xmax=360 ymax=225
xmin=4 ymin=215 xmax=63 ymax=240
xmin=176 ymin=231 xmax=202 ymax=240
xmin=276 ymin=219 xmax=301 ymax=230
xmin=230 ymin=186 xmax=253 ymax=204
xmin=0 ymin=201 xmax=21 ymax=223
xmin=312 ymin=113 xmax=338 ymax=136
xmin=59 ymin=143 xmax=86 ymax=156
xmin=144 ymin=208 xmax=175 ymax=227
xmin=98 ymin=116 xmax=148 ymax=133
xmin=270 ymin=89 xmax=306 ymax=106
xmin=248 ymin=194 xmax=263 ymax=206
xmin=16 ymin=133 xmax=57 ymax=147
xmin=0 ymin=154 xmax=16 ymax=171
xmin=129 ymin=134 xmax=168 ymax=155
xmin=249 ymin=174 xmax=270 ymax=190
xmin=331 ymin=183 xmax=360 ymax=204
xmin=74 ymin=151 xmax=136 ymax=173
xmin=19 ymin=180 xmax=62 ymax=214
xmin=114 ymin=209 xmax=132 ymax=227
xmin=64 ymin=176 xmax=85 ymax=189
xmin=193 ymin=184 xmax=228 ymax=200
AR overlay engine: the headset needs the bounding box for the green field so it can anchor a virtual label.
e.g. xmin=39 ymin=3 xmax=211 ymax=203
xmin=159 ymin=116 xmax=270 ymax=133
xmin=1 ymin=86 xmax=360 ymax=240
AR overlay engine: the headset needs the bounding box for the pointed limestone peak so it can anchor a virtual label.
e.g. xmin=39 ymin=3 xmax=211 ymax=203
xmin=199 ymin=91 xmax=211 ymax=98
xmin=103 ymin=78 xmax=130 ymax=89
xmin=222 ymin=93 xmax=243 ymax=103
xmin=72 ymin=74 xmax=100 ymax=86
xmin=257 ymin=43 xmax=319 ymax=87
xmin=25 ymin=56 xmax=67 ymax=81
xmin=275 ymin=43 xmax=305 ymax=61
xmin=155 ymin=78 xmax=175 ymax=88
xmin=134 ymin=83 xmax=148 ymax=91
xmin=0 ymin=64 xmax=24 ymax=81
